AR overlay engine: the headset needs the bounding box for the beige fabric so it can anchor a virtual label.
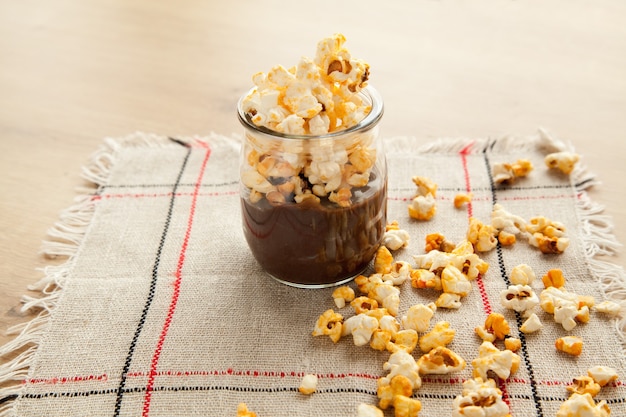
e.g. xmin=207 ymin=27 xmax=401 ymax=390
xmin=1 ymin=131 xmax=625 ymax=417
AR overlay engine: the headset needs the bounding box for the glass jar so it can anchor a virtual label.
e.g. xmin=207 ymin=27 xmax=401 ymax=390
xmin=237 ymin=86 xmax=387 ymax=288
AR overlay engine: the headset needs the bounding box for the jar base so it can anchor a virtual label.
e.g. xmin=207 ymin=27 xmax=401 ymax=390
xmin=265 ymin=267 xmax=366 ymax=289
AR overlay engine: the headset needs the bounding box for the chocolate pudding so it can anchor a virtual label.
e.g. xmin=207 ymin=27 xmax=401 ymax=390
xmin=241 ymin=171 xmax=387 ymax=286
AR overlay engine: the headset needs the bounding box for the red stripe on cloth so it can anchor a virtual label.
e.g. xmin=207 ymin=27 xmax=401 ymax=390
xmin=91 ymin=190 xmax=237 ymax=201
xmin=142 ymin=148 xmax=212 ymax=417
xmin=23 ymin=374 xmax=108 ymax=385
xmin=459 ymin=142 xmax=474 ymax=218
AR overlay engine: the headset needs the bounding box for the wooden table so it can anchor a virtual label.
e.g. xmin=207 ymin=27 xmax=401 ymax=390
xmin=1 ymin=0 xmax=625 ymax=353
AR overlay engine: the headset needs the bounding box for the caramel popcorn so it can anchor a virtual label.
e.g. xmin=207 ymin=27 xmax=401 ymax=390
xmin=555 ymin=335 xmax=583 ymax=356
xmin=483 ymin=313 xmax=511 ymax=340
xmin=351 ymin=296 xmax=380 ymax=314
xmin=567 ymin=375 xmax=601 ymax=397
xmin=452 ymin=377 xmax=511 ymax=417
xmin=492 ymin=159 xmax=533 ymax=185
xmin=504 ymin=337 xmax=521 ymax=352
xmin=392 ymin=395 xmax=422 ymax=417
xmin=299 ymin=374 xmax=318 ymax=395
xmin=424 ymin=233 xmax=456 ymax=253
xmin=312 ymin=309 xmax=344 ymax=343
xmin=408 ymin=176 xmax=437 ymax=221
xmin=467 ymin=217 xmax=498 ymax=252
xmin=417 ymin=346 xmax=467 ymax=375
xmin=587 ymin=366 xmax=619 ymax=387
xmin=471 ymin=341 xmax=520 ymax=381
xmin=332 ymin=286 xmax=355 ymax=309
xmin=387 ymin=329 xmax=419 ymax=354
xmin=357 ymin=403 xmax=384 ymax=417
xmin=435 ymin=293 xmax=462 ymax=309
xmin=419 ymin=321 xmax=455 ymax=353
xmin=374 ymin=245 xmax=394 ymax=274
xmin=545 ymin=151 xmax=580 ymax=175
xmin=453 ymin=192 xmax=472 ymax=209
xmin=542 ymin=268 xmax=566 ymax=288
xmin=410 ymin=269 xmax=441 ymax=291
xmin=500 ymin=284 xmax=539 ymax=313
xmin=556 ymin=393 xmax=610 ymax=417
xmin=526 ymin=216 xmax=569 ymax=254
xmin=377 ymin=374 xmax=414 ymax=411
xmin=236 ymin=403 xmax=257 ymax=417
xmin=382 ymin=261 xmax=412 ymax=286
xmin=441 ymin=265 xmax=472 ymax=296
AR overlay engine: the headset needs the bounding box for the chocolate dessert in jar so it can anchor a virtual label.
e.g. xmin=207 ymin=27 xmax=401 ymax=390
xmin=237 ymin=34 xmax=387 ymax=288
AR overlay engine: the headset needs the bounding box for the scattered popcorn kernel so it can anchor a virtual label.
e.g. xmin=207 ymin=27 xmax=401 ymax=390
xmin=377 ymin=375 xmax=413 ymax=410
xmin=435 ymin=293 xmax=462 ymax=309
xmin=413 ymin=249 xmax=454 ymax=272
xmin=567 ymin=375 xmax=601 ymax=397
xmin=369 ymin=282 xmax=401 ymax=316
xmin=500 ymin=284 xmax=539 ymax=313
xmin=556 ymin=393 xmax=610 ymax=417
xmin=371 ymin=329 xmax=394 ymax=351
xmin=417 ymin=346 xmax=466 ymax=375
xmin=365 ymin=307 xmax=391 ymax=321
xmin=374 ymin=246 xmax=394 ymax=274
xmin=484 ymin=313 xmax=511 ymax=340
xmin=425 ymin=233 xmax=456 ymax=253
xmin=383 ymin=227 xmax=411 ymax=251
xmin=491 ymin=204 xmax=526 ymax=241
xmin=410 ymin=268 xmax=442 ymax=291
xmin=504 ymin=337 xmax=521 ymax=352
xmin=408 ymin=194 xmax=436 ymax=221
xmin=441 ymin=265 xmax=472 ymax=296
xmin=387 ymin=329 xmax=419 ymax=354
xmin=357 ymin=403 xmax=384 ymax=417
xmin=411 ymin=176 xmax=438 ymax=197
xmin=380 ymin=350 xmax=422 ymax=391
xmin=355 ymin=274 xmax=383 ymax=295
xmin=545 ymin=151 xmax=580 ymax=175
xmin=467 ymin=217 xmax=498 ymax=252
xmin=594 ymin=300 xmax=622 ymax=317
xmin=497 ymin=231 xmax=517 ymax=246
xmin=555 ymin=335 xmax=583 ymax=356
xmin=332 ymin=286 xmax=355 ymax=308
xmin=474 ymin=325 xmax=497 ymax=343
xmin=379 ymin=314 xmax=401 ymax=336
xmin=492 ymin=159 xmax=533 ymax=185
xmin=454 ymin=193 xmax=473 ymax=209
xmin=392 ymin=395 xmax=422 ymax=417
xmin=351 ymin=296 xmax=380 ymax=314
xmin=342 ymin=313 xmax=379 ymax=346
xmin=526 ymin=216 xmax=569 ymax=254
xmin=236 ymin=403 xmax=257 ymax=417
xmin=587 ymin=366 xmax=618 ymax=387
xmin=419 ymin=321 xmax=455 ymax=353
xmin=520 ymin=313 xmax=543 ymax=334
xmin=542 ymin=268 xmax=566 ymax=288
xmin=452 ymin=377 xmax=511 ymax=417
xmin=510 ymin=264 xmax=536 ymax=285
xmin=299 ymin=374 xmax=318 ymax=395
xmin=383 ymin=261 xmax=412 ymax=286
xmin=472 ymin=341 xmax=520 ymax=381
xmin=401 ymin=304 xmax=435 ymax=333
xmin=312 ymin=309 xmax=344 ymax=343
xmin=540 ymin=287 xmax=588 ymax=331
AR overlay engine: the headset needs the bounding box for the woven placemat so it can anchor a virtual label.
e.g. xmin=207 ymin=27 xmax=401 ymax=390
xmin=1 ymin=130 xmax=624 ymax=416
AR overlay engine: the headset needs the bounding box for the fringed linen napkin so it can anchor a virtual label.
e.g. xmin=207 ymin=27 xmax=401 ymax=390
xmin=1 ymin=130 xmax=625 ymax=417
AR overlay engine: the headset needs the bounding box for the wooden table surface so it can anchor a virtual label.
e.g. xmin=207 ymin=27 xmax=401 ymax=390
xmin=1 ymin=0 xmax=625 ymax=353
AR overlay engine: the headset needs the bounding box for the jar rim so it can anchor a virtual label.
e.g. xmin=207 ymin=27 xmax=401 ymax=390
xmin=236 ymin=85 xmax=384 ymax=140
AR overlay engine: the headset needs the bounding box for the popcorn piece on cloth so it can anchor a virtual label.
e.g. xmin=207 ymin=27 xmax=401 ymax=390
xmin=467 ymin=217 xmax=498 ymax=252
xmin=417 ymin=346 xmax=466 ymax=375
xmin=332 ymin=286 xmax=355 ymax=308
xmin=452 ymin=377 xmax=511 ymax=417
xmin=542 ymin=268 xmax=566 ymax=288
xmin=504 ymin=337 xmax=521 ymax=352
xmin=545 ymin=151 xmax=580 ymax=175
xmin=567 ymin=375 xmax=601 ymax=397
xmin=483 ymin=313 xmax=511 ymax=340
xmin=454 ymin=192 xmax=473 ymax=209
xmin=374 ymin=246 xmax=394 ymax=274
xmin=408 ymin=176 xmax=437 ymax=221
xmin=383 ymin=221 xmax=411 ymax=250
xmin=380 ymin=350 xmax=422 ymax=391
xmin=594 ymin=300 xmax=622 ymax=317
xmin=299 ymin=374 xmax=318 ymax=395
xmin=351 ymin=296 xmax=380 ymax=314
xmin=401 ymin=303 xmax=436 ymax=333
xmin=509 ymin=264 xmax=536 ymax=286
xmin=492 ymin=159 xmax=533 ymax=185
xmin=526 ymin=216 xmax=570 ymax=254
xmin=342 ymin=313 xmax=379 ymax=346
xmin=555 ymin=336 xmax=583 ymax=356
xmin=587 ymin=366 xmax=619 ymax=387
xmin=472 ymin=341 xmax=520 ymax=381
xmin=556 ymin=393 xmax=611 ymax=417
xmin=491 ymin=204 xmax=527 ymax=246
xmin=357 ymin=403 xmax=384 ymax=417
xmin=540 ymin=287 xmax=590 ymax=331
xmin=520 ymin=313 xmax=543 ymax=334
xmin=236 ymin=403 xmax=257 ymax=417
xmin=312 ymin=309 xmax=344 ymax=343
xmin=392 ymin=395 xmax=422 ymax=417
xmin=435 ymin=293 xmax=462 ymax=309
xmin=424 ymin=233 xmax=456 ymax=253
xmin=500 ymin=284 xmax=539 ymax=313
xmin=377 ymin=374 xmax=413 ymax=410
xmin=419 ymin=321 xmax=455 ymax=353
xmin=386 ymin=329 xmax=419 ymax=354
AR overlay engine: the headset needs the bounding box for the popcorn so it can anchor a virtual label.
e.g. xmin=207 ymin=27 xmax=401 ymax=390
xmin=474 ymin=325 xmax=496 ymax=343
xmin=526 ymin=216 xmax=569 ymax=254
xmin=312 ymin=309 xmax=344 ymax=343
xmin=383 ymin=222 xmax=411 ymax=250
xmin=520 ymin=313 xmax=543 ymax=334
xmin=545 ymin=151 xmax=580 ymax=175
xmin=419 ymin=321 xmax=455 ymax=353
xmin=441 ymin=265 xmax=472 ymax=296
xmin=299 ymin=374 xmax=318 ymax=395
xmin=351 ymin=296 xmax=380 ymax=314
xmin=392 ymin=395 xmax=422 ymax=417
xmin=417 ymin=346 xmax=467 ymax=375
xmin=471 ymin=341 xmax=520 ymax=381
xmin=567 ymin=375 xmax=601 ymax=397
xmin=408 ymin=176 xmax=437 ymax=221
xmin=556 ymin=393 xmax=611 ymax=417
xmin=377 ymin=374 xmax=413 ymax=410
xmin=509 ymin=264 xmax=536 ymax=286
xmin=371 ymin=329 xmax=394 ymax=351
xmin=504 ymin=337 xmax=521 ymax=352
xmin=342 ymin=313 xmax=379 ymax=346
xmin=540 ymin=287 xmax=590 ymax=331
xmin=435 ymin=293 xmax=462 ymax=309
xmin=500 ymin=284 xmax=539 ymax=313
xmin=555 ymin=335 xmax=583 ymax=356
xmin=357 ymin=403 xmax=384 ymax=417
xmin=332 ymin=286 xmax=355 ymax=308
xmin=452 ymin=377 xmax=511 ymax=417
xmin=424 ymin=233 xmax=456 ymax=253
xmin=387 ymin=329 xmax=419 ymax=354
xmin=374 ymin=245 xmax=394 ymax=274
xmin=382 ymin=261 xmax=412 ymax=286
xmin=594 ymin=300 xmax=622 ymax=317
xmin=401 ymin=304 xmax=436 ymax=333
xmin=491 ymin=203 xmax=527 ymax=246
xmin=453 ymin=192 xmax=472 ymax=209
xmin=492 ymin=159 xmax=533 ymax=185
xmin=410 ymin=269 xmax=441 ymax=291
xmin=411 ymin=176 xmax=438 ymax=197
xmin=467 ymin=217 xmax=497 ymax=252
xmin=483 ymin=313 xmax=511 ymax=340
xmin=587 ymin=366 xmax=619 ymax=387
xmin=380 ymin=350 xmax=422 ymax=391
xmin=236 ymin=403 xmax=257 ymax=417
xmin=542 ymin=268 xmax=566 ymax=288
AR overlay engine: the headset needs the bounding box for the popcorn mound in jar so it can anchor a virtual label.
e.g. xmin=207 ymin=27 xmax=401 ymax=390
xmin=238 ymin=34 xmax=386 ymax=287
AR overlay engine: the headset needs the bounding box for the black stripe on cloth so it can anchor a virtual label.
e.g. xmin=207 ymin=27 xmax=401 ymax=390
xmin=100 ymin=180 xmax=239 ymax=191
xmin=112 ymin=139 xmax=192 ymax=416
xmin=483 ymin=144 xmax=545 ymax=417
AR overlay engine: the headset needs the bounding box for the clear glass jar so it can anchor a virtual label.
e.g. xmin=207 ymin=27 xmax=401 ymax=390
xmin=237 ymin=86 xmax=387 ymax=288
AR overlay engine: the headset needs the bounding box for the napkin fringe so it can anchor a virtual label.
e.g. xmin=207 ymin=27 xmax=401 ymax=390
xmin=0 ymin=131 xmax=184 ymax=416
